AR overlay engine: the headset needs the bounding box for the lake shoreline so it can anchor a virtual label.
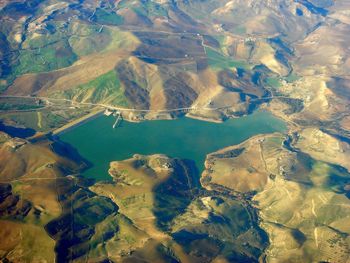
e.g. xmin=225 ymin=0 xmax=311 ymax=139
xmin=59 ymin=111 xmax=287 ymax=181
xmin=52 ymin=108 xmax=104 ymax=136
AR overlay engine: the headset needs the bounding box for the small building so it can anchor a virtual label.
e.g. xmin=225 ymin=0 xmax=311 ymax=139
xmin=113 ymin=111 xmax=121 ymax=117
xmin=162 ymin=163 xmax=171 ymax=169
xmin=104 ymin=109 xmax=113 ymax=116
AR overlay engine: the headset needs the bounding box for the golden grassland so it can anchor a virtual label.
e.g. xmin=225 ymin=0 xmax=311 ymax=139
xmin=201 ymin=132 xmax=350 ymax=263
xmin=0 ymin=134 xmax=79 ymax=262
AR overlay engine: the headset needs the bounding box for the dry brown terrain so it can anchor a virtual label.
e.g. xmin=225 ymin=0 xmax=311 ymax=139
xmin=1 ymin=0 xmax=350 ymax=262
xmin=293 ymin=128 xmax=350 ymax=172
xmin=0 ymin=132 xmax=80 ymax=262
xmin=201 ymin=132 xmax=350 ymax=263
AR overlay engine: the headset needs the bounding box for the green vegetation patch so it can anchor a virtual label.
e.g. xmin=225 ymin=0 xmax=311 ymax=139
xmin=69 ymin=30 xmax=112 ymax=57
xmin=3 ymin=111 xmax=65 ymax=131
xmin=2 ymin=22 xmax=79 ymax=78
xmin=12 ymin=40 xmax=77 ymax=76
xmin=118 ymin=0 xmax=167 ymax=17
xmin=133 ymin=1 xmax=168 ymax=17
xmin=284 ymin=73 xmax=300 ymax=83
xmin=1 ymin=112 xmax=41 ymax=130
xmin=0 ymin=102 xmax=43 ymax=111
xmin=56 ymin=70 xmax=129 ymax=107
xmin=68 ymin=23 xmax=135 ymax=56
xmin=93 ymin=8 xmax=124 ymax=26
xmin=205 ymin=47 xmax=249 ymax=70
xmin=26 ymin=32 xmax=65 ymax=49
xmin=233 ymin=26 xmax=247 ymax=35
xmin=34 ymin=22 xmax=108 ymax=57
xmin=0 ymin=107 xmax=91 ymax=132
xmin=264 ymin=77 xmax=281 ymax=89
xmin=264 ymin=73 xmax=299 ymax=89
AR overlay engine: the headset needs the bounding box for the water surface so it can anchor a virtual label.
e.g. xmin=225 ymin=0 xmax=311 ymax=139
xmin=59 ymin=111 xmax=286 ymax=181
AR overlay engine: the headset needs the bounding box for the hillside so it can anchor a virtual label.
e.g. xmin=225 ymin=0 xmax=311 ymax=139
xmin=1 ymin=1 xmax=350 ymax=262
xmin=1 ymin=0 xmax=343 ymax=126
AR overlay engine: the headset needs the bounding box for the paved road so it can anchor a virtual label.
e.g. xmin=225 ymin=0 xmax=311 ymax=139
xmin=0 ymin=94 xmax=295 ymax=113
